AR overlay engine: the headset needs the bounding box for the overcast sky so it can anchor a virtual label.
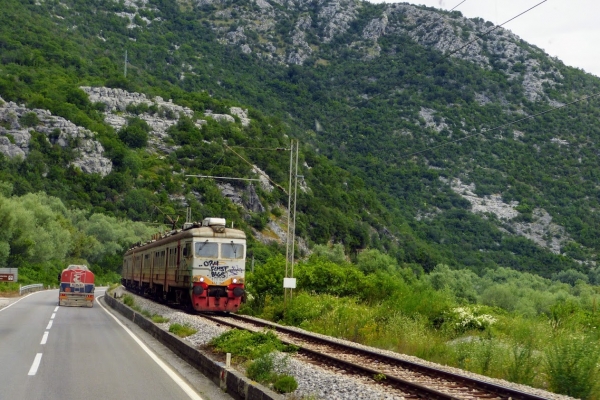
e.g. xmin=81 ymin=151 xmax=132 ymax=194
xmin=367 ymin=0 xmax=600 ymax=77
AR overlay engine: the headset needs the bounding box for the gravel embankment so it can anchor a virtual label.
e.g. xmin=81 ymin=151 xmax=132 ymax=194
xmin=115 ymin=291 xmax=574 ymax=400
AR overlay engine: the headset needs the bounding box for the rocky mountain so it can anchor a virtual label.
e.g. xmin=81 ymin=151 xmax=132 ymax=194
xmin=195 ymin=0 xmax=562 ymax=102
xmin=1 ymin=0 xmax=599 ymax=280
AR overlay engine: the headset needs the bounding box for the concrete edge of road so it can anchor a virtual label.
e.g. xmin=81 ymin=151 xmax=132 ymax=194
xmin=104 ymin=293 xmax=282 ymax=400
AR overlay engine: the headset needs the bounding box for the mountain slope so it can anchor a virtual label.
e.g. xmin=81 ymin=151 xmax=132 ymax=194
xmin=0 ymin=0 xmax=599 ymax=280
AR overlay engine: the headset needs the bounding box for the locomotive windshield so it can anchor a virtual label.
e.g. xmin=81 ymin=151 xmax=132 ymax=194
xmin=222 ymin=242 xmax=244 ymax=259
xmin=195 ymin=241 xmax=218 ymax=258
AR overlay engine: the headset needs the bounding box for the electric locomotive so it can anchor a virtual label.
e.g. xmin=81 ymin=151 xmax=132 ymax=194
xmin=122 ymin=218 xmax=246 ymax=312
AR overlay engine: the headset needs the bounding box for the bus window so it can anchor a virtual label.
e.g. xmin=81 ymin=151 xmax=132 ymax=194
xmin=195 ymin=241 xmax=218 ymax=258
xmin=222 ymin=242 xmax=244 ymax=259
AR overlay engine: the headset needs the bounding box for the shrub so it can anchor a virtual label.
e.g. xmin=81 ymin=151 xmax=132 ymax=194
xmin=246 ymin=354 xmax=298 ymax=393
xmin=545 ymin=335 xmax=600 ymax=398
xmin=118 ymin=117 xmax=150 ymax=148
xmin=506 ymin=339 xmax=538 ymax=385
xmin=19 ymin=112 xmax=40 ymax=127
xmin=447 ymin=306 xmax=497 ymax=333
xmin=273 ymin=375 xmax=298 ymax=393
xmin=247 ymin=353 xmax=275 ymax=382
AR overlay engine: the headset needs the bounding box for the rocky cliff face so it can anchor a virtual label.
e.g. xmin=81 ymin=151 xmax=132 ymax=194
xmin=448 ymin=178 xmax=569 ymax=255
xmin=0 ymin=97 xmax=112 ymax=176
xmin=80 ymin=86 xmax=248 ymax=153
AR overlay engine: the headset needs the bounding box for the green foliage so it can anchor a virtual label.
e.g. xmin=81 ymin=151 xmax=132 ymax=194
xmin=246 ymin=353 xmax=275 ymax=382
xmin=151 ymin=314 xmax=170 ymax=323
xmin=295 ymin=258 xmax=364 ymax=298
xmin=246 ymin=353 xmax=297 ymax=393
xmin=545 ymin=335 xmax=600 ymax=398
xmin=122 ymin=294 xmax=134 ymax=307
xmin=249 ymin=212 xmax=269 ymax=231
xmin=19 ymin=112 xmax=39 ymax=128
xmin=553 ymin=269 xmax=589 ymax=286
xmin=209 ymin=329 xmax=296 ymax=361
xmin=246 ymin=256 xmax=286 ymax=307
xmin=273 ymin=375 xmax=298 ymax=393
xmin=428 ymin=264 xmax=478 ymax=304
xmin=505 ymin=325 xmax=539 ymax=386
xmin=168 ymin=323 xmax=197 ymax=338
xmin=118 ymin=117 xmax=150 ymax=148
xmin=167 ymin=116 xmax=202 ymax=145
xmin=310 ymin=244 xmax=346 ymax=264
xmin=355 ymin=249 xmax=397 ymax=275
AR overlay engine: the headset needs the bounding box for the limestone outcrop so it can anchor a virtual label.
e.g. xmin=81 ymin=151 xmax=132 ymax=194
xmin=0 ymin=97 xmax=112 ymax=176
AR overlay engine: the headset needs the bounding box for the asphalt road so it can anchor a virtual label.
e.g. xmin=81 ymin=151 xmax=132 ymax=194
xmin=0 ymin=289 xmax=232 ymax=400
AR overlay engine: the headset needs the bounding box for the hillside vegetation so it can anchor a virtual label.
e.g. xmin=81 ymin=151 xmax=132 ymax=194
xmin=2 ymin=0 xmax=600 ymax=395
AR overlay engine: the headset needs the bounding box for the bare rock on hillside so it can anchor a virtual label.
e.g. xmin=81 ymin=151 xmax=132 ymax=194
xmin=449 ymin=178 xmax=569 ymax=254
xmin=0 ymin=97 xmax=112 ymax=176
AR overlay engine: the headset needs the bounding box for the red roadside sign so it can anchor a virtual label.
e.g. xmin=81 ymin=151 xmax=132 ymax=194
xmin=0 ymin=274 xmax=15 ymax=282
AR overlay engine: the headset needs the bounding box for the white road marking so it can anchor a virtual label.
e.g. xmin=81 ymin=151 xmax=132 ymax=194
xmin=41 ymin=331 xmax=49 ymax=345
xmin=51 ymin=313 xmax=56 ymax=319
xmin=97 ymin=296 xmax=204 ymax=400
xmin=28 ymin=353 xmax=43 ymax=376
xmin=46 ymin=320 xmax=53 ymax=330
xmin=54 ymin=306 xmax=58 ymax=312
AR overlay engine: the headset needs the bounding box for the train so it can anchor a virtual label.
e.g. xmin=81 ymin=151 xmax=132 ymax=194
xmin=121 ymin=217 xmax=246 ymax=313
xmin=59 ymin=265 xmax=95 ymax=307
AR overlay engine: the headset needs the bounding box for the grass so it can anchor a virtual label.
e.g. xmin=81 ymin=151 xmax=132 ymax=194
xmin=122 ymin=294 xmax=135 ymax=307
xmin=209 ymin=329 xmax=297 ymax=361
xmin=0 ymin=282 xmax=21 ymax=296
xmin=209 ymin=329 xmax=299 ymax=393
xmin=169 ymin=323 xmax=197 ymax=338
xmin=151 ymin=314 xmax=170 ymax=323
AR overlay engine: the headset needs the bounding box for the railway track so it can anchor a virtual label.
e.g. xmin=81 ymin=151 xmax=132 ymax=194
xmin=200 ymin=313 xmax=550 ymax=400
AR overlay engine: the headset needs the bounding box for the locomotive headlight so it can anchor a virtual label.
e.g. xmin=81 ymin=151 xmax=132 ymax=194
xmin=233 ymin=278 xmax=238 ymax=284
xmin=199 ymin=277 xmax=204 ymax=282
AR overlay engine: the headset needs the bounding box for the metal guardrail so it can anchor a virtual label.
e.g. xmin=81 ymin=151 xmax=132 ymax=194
xmin=19 ymin=284 xmax=44 ymax=296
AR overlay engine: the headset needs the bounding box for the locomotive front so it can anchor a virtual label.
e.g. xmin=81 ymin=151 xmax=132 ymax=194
xmin=189 ymin=218 xmax=246 ymax=312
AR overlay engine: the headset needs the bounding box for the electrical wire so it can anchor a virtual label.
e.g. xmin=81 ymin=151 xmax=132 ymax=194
xmin=434 ymin=0 xmax=547 ymax=67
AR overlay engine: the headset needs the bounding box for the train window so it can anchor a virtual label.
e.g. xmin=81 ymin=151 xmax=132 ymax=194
xmin=183 ymin=242 xmax=192 ymax=257
xmin=195 ymin=241 xmax=218 ymax=258
xmin=222 ymin=242 xmax=244 ymax=259
xmin=169 ymin=248 xmax=176 ymax=268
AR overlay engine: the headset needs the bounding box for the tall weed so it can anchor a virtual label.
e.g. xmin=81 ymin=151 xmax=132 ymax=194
xmin=504 ymin=321 xmax=541 ymax=386
xmin=545 ymin=335 xmax=600 ymax=398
